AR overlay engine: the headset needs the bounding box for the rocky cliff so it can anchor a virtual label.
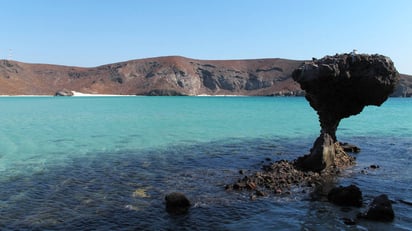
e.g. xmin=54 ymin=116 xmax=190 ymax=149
xmin=0 ymin=56 xmax=410 ymax=96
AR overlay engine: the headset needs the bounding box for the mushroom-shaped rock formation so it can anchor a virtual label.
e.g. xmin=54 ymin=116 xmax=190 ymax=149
xmin=292 ymin=53 xmax=399 ymax=172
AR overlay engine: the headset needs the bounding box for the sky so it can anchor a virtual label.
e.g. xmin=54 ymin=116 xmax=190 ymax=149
xmin=1 ymin=0 xmax=411 ymax=74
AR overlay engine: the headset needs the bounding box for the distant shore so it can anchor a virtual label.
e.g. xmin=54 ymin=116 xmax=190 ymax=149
xmin=0 ymin=91 xmax=257 ymax=97
xmin=0 ymin=93 xmax=408 ymax=98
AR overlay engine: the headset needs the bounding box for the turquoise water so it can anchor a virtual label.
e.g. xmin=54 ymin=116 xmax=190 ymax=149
xmin=0 ymin=97 xmax=318 ymax=176
xmin=0 ymin=96 xmax=411 ymax=230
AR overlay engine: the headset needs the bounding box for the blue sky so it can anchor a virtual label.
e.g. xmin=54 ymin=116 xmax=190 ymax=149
xmin=1 ymin=0 xmax=411 ymax=74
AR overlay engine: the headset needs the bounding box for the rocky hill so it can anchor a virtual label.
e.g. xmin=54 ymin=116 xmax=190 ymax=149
xmin=0 ymin=56 xmax=410 ymax=96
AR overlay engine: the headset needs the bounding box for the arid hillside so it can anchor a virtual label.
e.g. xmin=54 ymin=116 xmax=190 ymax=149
xmin=0 ymin=56 xmax=410 ymax=96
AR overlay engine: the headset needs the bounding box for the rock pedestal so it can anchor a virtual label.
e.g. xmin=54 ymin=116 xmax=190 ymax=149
xmin=292 ymin=53 xmax=399 ymax=172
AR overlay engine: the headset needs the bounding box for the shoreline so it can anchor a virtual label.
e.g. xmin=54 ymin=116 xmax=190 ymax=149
xmin=0 ymin=92 xmax=257 ymax=97
xmin=71 ymin=91 xmax=134 ymax=97
xmin=0 ymin=92 xmax=409 ymax=98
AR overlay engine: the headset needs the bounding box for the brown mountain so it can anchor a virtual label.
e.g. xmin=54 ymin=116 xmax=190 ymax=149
xmin=0 ymin=56 xmax=410 ymax=96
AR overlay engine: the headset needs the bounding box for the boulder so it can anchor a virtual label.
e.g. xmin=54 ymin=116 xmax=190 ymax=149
xmin=359 ymin=194 xmax=395 ymax=222
xmin=165 ymin=192 xmax=191 ymax=214
xmin=55 ymin=89 xmax=73 ymax=96
xmin=145 ymin=89 xmax=187 ymax=96
xmin=327 ymin=184 xmax=363 ymax=207
xmin=292 ymin=53 xmax=399 ymax=172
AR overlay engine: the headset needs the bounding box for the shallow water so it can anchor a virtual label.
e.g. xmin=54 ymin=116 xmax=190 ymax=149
xmin=0 ymin=97 xmax=411 ymax=230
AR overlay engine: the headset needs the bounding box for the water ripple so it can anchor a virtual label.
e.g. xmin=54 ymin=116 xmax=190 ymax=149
xmin=0 ymin=137 xmax=411 ymax=230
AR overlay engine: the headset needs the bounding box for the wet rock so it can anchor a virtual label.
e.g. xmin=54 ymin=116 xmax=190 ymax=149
xmin=399 ymin=199 xmax=412 ymax=206
xmin=342 ymin=217 xmax=357 ymax=225
xmin=339 ymin=142 xmax=361 ymax=153
xmin=292 ymin=53 xmax=399 ymax=172
xmin=294 ymin=133 xmax=335 ymax=172
xmin=358 ymin=194 xmax=394 ymax=222
xmin=228 ymin=151 xmax=354 ymax=196
xmin=370 ymin=164 xmax=379 ymax=169
xmin=165 ymin=192 xmax=191 ymax=214
xmin=255 ymin=189 xmax=266 ymax=197
xmin=327 ymin=185 xmax=363 ymax=207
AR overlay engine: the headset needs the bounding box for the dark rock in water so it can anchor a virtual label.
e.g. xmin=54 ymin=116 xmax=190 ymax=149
xmin=255 ymin=189 xmax=266 ymax=197
xmin=55 ymin=89 xmax=73 ymax=96
xmin=358 ymin=194 xmax=394 ymax=222
xmin=339 ymin=142 xmax=361 ymax=153
xmin=370 ymin=164 xmax=380 ymax=169
xmin=292 ymin=53 xmax=399 ymax=172
xmin=327 ymin=184 xmax=363 ymax=207
xmin=165 ymin=192 xmax=191 ymax=214
xmin=342 ymin=217 xmax=357 ymax=225
xmin=227 ymin=149 xmax=355 ymax=197
xmin=399 ymin=199 xmax=412 ymax=206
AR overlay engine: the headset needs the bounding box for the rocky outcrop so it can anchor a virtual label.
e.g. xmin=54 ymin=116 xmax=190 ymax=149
xmin=226 ymin=143 xmax=355 ymax=197
xmin=292 ymin=53 xmax=399 ymax=172
xmin=1 ymin=56 xmax=410 ymax=96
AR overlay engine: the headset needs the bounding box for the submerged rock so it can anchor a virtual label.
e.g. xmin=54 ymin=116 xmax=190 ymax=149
xmin=358 ymin=194 xmax=394 ymax=222
xmin=292 ymin=52 xmax=399 ymax=172
xmin=339 ymin=142 xmax=361 ymax=153
xmin=327 ymin=184 xmax=363 ymax=207
xmin=165 ymin=192 xmax=191 ymax=215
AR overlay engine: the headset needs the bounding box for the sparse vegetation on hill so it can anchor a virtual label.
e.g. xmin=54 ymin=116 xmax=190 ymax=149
xmin=0 ymin=57 xmax=410 ymax=96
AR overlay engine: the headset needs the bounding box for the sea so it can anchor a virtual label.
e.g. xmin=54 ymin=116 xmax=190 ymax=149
xmin=0 ymin=96 xmax=411 ymax=230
